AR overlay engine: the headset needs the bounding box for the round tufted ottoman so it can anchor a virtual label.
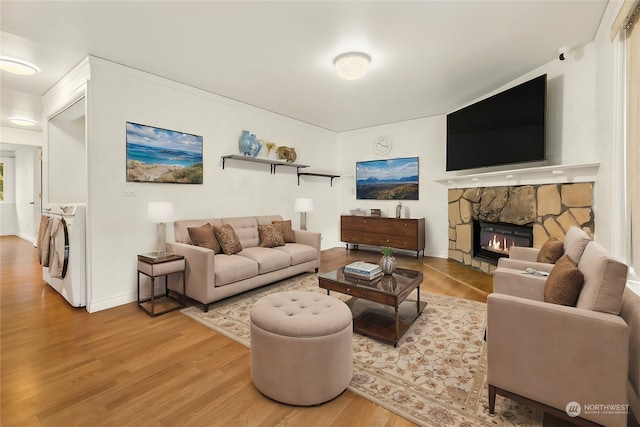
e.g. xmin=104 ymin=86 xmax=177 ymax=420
xmin=250 ymin=290 xmax=353 ymax=406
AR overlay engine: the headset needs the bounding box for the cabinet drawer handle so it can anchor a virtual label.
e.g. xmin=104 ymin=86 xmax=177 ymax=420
xmin=362 ymin=292 xmax=368 ymax=297
xmin=346 ymin=287 xmax=351 ymax=293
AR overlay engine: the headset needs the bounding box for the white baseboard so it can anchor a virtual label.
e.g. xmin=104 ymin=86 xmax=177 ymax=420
xmin=17 ymin=233 xmax=36 ymax=245
xmin=87 ymin=292 xmax=136 ymax=313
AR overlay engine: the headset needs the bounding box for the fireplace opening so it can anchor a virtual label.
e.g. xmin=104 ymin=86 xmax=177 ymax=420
xmin=473 ymin=221 xmax=533 ymax=264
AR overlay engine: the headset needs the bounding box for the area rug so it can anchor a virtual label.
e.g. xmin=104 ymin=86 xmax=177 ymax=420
xmin=181 ymin=273 xmax=543 ymax=427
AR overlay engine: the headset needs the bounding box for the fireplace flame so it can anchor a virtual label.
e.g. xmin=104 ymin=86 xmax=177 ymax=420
xmin=488 ymin=234 xmax=513 ymax=254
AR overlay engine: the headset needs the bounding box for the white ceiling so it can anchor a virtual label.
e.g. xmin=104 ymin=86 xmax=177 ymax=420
xmin=0 ymin=1 xmax=608 ymax=133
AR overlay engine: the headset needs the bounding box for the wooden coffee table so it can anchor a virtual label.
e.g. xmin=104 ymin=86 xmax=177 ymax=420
xmin=318 ymin=267 xmax=426 ymax=346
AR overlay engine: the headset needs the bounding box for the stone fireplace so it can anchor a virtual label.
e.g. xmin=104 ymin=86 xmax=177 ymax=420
xmin=448 ymin=182 xmax=595 ymax=273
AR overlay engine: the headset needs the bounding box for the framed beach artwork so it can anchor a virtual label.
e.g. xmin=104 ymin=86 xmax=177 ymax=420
xmin=356 ymin=157 xmax=419 ymax=200
xmin=126 ymin=122 xmax=203 ymax=184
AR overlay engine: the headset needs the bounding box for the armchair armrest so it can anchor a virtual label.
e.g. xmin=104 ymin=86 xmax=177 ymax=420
xmin=508 ymin=246 xmax=540 ymax=262
xmin=493 ymin=267 xmax=547 ymax=301
xmin=496 ymin=258 xmax=555 ymax=273
xmin=166 ymin=241 xmax=216 ymax=303
xmin=487 ymin=293 xmax=629 ymax=426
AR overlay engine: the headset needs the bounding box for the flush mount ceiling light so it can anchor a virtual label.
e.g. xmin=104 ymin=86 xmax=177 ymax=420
xmin=0 ymin=57 xmax=40 ymax=75
xmin=8 ymin=117 xmax=38 ymax=127
xmin=333 ymin=52 xmax=371 ymax=80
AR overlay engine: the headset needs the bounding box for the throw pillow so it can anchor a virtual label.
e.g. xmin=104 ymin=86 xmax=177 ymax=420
xmin=576 ymin=241 xmax=628 ymax=315
xmin=543 ymin=255 xmax=585 ymax=306
xmin=258 ymin=224 xmax=285 ymax=248
xmin=272 ymin=220 xmax=296 ymax=243
xmin=563 ymin=226 xmax=591 ymax=264
xmin=212 ymin=224 xmax=243 ymax=255
xmin=536 ymin=237 xmax=564 ymax=264
xmin=187 ymin=223 xmax=221 ymax=254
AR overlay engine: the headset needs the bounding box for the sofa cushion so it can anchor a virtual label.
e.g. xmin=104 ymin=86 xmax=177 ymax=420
xmin=272 ymin=220 xmax=296 ymax=243
xmin=223 ymin=217 xmax=259 ymax=248
xmin=212 ymin=224 xmax=243 ymax=255
xmin=174 ymin=218 xmax=222 ymax=244
xmin=543 ymin=255 xmax=584 ymax=306
xmin=274 ymin=243 xmax=318 ymax=266
xmin=563 ymin=227 xmax=591 ymax=264
xmin=576 ymin=242 xmax=628 ymax=314
xmin=237 ymin=247 xmax=291 ymax=274
xmin=213 ymin=254 xmax=258 ymax=286
xmin=258 ymin=224 xmax=285 ymax=248
xmin=536 ymin=238 xmax=564 ymax=264
xmin=187 ymin=223 xmax=221 ymax=254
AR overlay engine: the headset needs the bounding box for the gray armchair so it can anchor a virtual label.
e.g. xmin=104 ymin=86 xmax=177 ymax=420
xmin=488 ymin=240 xmax=634 ymax=426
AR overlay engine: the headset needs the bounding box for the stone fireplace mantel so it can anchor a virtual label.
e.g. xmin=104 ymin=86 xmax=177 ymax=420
xmin=436 ymin=162 xmax=599 ymax=189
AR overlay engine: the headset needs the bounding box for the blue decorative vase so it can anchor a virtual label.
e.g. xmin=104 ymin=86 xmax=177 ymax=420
xmin=239 ymin=131 xmax=262 ymax=157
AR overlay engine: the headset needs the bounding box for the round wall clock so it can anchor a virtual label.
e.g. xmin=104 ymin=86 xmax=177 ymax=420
xmin=373 ymin=136 xmax=393 ymax=156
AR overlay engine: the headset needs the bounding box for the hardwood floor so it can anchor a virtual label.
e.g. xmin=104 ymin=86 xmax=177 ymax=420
xmin=1 ymin=236 xmax=491 ymax=426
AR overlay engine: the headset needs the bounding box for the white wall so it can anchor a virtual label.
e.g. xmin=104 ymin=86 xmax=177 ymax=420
xmin=84 ymin=57 xmax=338 ymax=312
xmin=0 ymin=153 xmax=18 ymax=236
xmin=337 ymin=45 xmax=600 ymax=259
xmin=47 ymin=3 xmax=629 ymax=312
xmin=15 ymin=146 xmax=40 ymax=242
xmin=0 ymin=127 xmax=43 ymax=240
xmin=48 ymin=99 xmax=86 ymax=204
xmin=335 ymin=116 xmax=448 ymax=257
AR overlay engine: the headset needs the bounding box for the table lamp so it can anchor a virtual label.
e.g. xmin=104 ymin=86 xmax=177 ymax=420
xmin=294 ymin=198 xmax=314 ymax=231
xmin=147 ymin=201 xmax=174 ymax=255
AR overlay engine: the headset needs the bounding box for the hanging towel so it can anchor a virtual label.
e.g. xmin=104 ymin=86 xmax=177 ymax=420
xmin=48 ymin=218 xmax=63 ymax=278
xmin=37 ymin=215 xmax=53 ymax=267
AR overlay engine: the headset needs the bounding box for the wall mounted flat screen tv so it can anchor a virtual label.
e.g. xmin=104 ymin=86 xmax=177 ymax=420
xmin=446 ymin=74 xmax=546 ymax=172
xmin=356 ymin=157 xmax=419 ymax=200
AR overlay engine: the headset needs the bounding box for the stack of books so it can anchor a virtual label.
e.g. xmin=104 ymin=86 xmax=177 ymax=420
xmin=344 ymin=261 xmax=383 ymax=281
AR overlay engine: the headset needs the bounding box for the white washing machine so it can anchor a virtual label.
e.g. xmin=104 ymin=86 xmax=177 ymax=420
xmin=42 ymin=204 xmax=87 ymax=308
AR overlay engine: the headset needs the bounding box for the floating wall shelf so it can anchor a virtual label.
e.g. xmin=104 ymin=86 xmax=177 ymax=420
xmin=221 ymin=155 xmax=310 ymax=174
xmin=297 ymin=172 xmax=341 ymax=186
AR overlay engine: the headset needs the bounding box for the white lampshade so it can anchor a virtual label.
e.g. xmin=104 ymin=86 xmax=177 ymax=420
xmin=333 ymin=52 xmax=371 ymax=80
xmin=294 ymin=198 xmax=314 ymax=213
xmin=147 ymin=202 xmax=174 ymax=223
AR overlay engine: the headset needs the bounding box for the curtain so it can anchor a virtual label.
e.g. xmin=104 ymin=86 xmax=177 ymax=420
xmin=627 ymin=8 xmax=640 ymax=272
xmin=614 ymin=1 xmax=640 ymax=271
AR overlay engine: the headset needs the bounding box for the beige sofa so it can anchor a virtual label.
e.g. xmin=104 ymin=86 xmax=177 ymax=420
xmin=489 ymin=239 xmax=639 ymax=426
xmin=167 ymin=215 xmax=321 ymax=312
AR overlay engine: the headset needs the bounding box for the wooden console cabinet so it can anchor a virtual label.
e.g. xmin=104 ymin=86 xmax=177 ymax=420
xmin=340 ymin=215 xmax=426 ymax=258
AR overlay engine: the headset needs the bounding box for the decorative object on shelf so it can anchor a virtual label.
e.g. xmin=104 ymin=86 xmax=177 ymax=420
xmin=396 ymin=202 xmax=402 ymax=218
xmin=373 ymin=135 xmax=393 ymax=156
xmin=356 ymin=157 xmax=419 ymax=200
xmin=371 ymin=208 xmax=381 ymax=217
xmin=276 ymin=146 xmax=297 ymax=163
xmin=147 ymin=201 xmax=174 ymax=255
xmin=294 ymin=197 xmax=314 ymax=230
xmin=239 ymin=130 xmax=262 ymax=157
xmin=379 ymin=247 xmax=396 ymax=275
xmin=126 ymin=122 xmax=203 ymax=184
xmin=264 ymin=141 xmax=276 ymax=158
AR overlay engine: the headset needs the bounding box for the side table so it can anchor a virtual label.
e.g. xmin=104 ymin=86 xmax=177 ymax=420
xmin=137 ymin=253 xmax=186 ymax=316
